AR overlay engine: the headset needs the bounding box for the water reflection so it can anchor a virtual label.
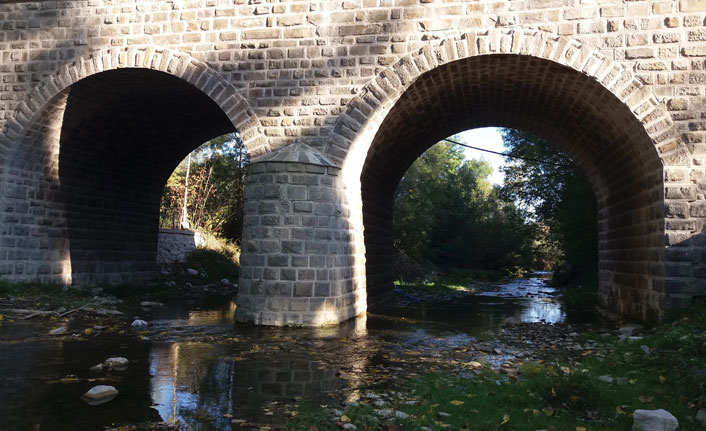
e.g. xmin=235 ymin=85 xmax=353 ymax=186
xmin=0 ymin=275 xmax=573 ymax=430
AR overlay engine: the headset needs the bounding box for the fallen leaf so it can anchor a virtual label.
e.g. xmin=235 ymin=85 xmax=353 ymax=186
xmin=659 ymin=375 xmax=667 ymax=384
xmin=84 ymin=328 xmax=92 ymax=335
xmin=500 ymin=414 xmax=509 ymax=425
xmin=638 ymin=395 xmax=653 ymax=403
xmin=340 ymin=415 xmax=350 ymax=422
xmin=450 ymin=400 xmax=464 ymax=406
xmin=542 ymin=407 xmax=555 ymax=416
xmin=576 ymin=427 xmax=586 ymax=431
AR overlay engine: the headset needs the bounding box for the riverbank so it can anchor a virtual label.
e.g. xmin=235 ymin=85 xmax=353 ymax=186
xmin=288 ymin=307 xmax=706 ymax=431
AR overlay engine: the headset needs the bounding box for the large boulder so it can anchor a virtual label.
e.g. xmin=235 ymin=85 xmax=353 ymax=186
xmin=632 ymin=409 xmax=678 ymax=431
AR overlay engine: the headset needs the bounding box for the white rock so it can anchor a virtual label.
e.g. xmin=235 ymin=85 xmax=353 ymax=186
xmin=103 ymin=357 xmax=129 ymax=370
xmin=89 ymin=363 xmax=103 ymax=372
xmin=632 ymin=409 xmax=678 ymax=431
xmin=394 ymin=411 xmax=409 ymax=419
xmin=695 ymin=409 xmax=706 ymax=426
xmin=140 ymin=301 xmax=163 ymax=308
xmin=187 ymin=268 xmax=199 ymax=276
xmin=373 ymin=400 xmax=385 ymax=407
xmin=81 ymin=385 xmax=118 ymax=405
xmin=342 ymin=424 xmax=357 ymax=430
xmin=438 ymin=412 xmax=451 ymax=418
xmin=221 ymin=278 xmax=231 ymax=285
xmin=598 ymin=375 xmax=614 ymax=383
xmin=49 ymin=327 xmax=67 ymax=335
xmin=130 ymin=319 xmax=148 ymax=329
xmin=640 ymin=345 xmax=651 ymax=355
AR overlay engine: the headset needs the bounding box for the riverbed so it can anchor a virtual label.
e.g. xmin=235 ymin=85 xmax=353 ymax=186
xmin=0 ymin=274 xmax=588 ymax=430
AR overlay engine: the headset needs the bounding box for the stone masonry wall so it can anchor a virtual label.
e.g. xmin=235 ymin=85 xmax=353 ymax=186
xmin=235 ymin=145 xmax=366 ymax=326
xmin=156 ymin=228 xmax=205 ymax=263
xmin=0 ymin=0 xmax=704 ymax=323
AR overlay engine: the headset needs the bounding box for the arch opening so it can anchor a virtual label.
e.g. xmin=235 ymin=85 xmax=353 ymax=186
xmin=2 ymin=68 xmax=238 ymax=285
xmin=356 ymin=54 xmax=665 ymax=319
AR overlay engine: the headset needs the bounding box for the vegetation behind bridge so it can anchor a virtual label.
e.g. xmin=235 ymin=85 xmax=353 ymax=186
xmin=393 ymin=129 xmax=598 ymax=282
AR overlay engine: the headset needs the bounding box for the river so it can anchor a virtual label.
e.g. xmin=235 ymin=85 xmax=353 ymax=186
xmin=0 ymin=274 xmax=583 ymax=430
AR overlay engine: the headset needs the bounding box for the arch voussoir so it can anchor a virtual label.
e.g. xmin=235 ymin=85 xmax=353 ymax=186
xmin=4 ymin=46 xmax=266 ymax=160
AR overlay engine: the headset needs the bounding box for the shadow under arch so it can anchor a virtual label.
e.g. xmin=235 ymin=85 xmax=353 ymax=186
xmin=337 ymin=46 xmax=672 ymax=320
xmin=0 ymin=63 xmax=262 ymax=285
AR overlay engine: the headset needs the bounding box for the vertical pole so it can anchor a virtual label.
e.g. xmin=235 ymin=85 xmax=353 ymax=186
xmin=181 ymin=153 xmax=191 ymax=229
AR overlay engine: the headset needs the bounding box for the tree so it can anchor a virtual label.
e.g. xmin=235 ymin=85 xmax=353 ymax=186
xmin=500 ymin=129 xmax=598 ymax=277
xmin=393 ymin=138 xmax=535 ymax=272
xmin=160 ymin=132 xmax=249 ymax=241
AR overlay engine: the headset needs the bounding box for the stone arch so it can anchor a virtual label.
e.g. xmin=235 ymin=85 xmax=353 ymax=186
xmin=0 ymin=46 xmax=268 ymax=159
xmin=326 ymin=29 xmax=692 ymax=320
xmin=0 ymin=47 xmax=267 ymax=286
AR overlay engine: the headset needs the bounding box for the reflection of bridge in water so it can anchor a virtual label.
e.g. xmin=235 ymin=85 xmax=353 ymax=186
xmin=149 ymin=342 xmax=351 ymax=428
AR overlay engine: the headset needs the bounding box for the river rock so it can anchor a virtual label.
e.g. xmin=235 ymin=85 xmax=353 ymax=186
xmin=632 ymin=409 xmax=678 ymax=431
xmin=103 ymin=357 xmax=129 ymax=370
xmin=81 ymin=385 xmax=118 ymax=405
xmin=49 ymin=327 xmax=67 ymax=336
xmin=598 ymin=375 xmax=614 ymax=383
xmin=187 ymin=268 xmax=198 ymax=276
xmin=131 ymin=319 xmax=148 ymax=329
xmin=695 ymin=409 xmax=706 ymax=426
xmin=140 ymin=301 xmax=163 ymax=308
xmin=619 ymin=324 xmax=643 ymax=337
xmin=221 ymin=278 xmax=231 ymax=285
xmin=342 ymin=424 xmax=357 ymax=430
xmin=89 ymin=363 xmax=103 ymax=372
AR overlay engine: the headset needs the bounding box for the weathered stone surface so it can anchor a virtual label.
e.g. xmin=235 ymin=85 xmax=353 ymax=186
xmin=0 ymin=0 xmax=703 ymax=326
xmin=632 ymin=409 xmax=679 ymax=431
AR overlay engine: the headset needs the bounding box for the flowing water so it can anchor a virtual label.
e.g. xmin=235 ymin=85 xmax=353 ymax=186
xmin=0 ymin=274 xmax=580 ymax=431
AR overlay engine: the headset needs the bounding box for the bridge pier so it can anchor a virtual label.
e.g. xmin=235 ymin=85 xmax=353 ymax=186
xmin=235 ymin=144 xmax=366 ymax=326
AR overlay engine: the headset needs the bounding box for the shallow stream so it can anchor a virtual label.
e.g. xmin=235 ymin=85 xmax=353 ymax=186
xmin=0 ymin=274 xmax=585 ymax=430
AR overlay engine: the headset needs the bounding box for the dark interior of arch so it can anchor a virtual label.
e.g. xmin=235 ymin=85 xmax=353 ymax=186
xmin=361 ymin=54 xmax=665 ymax=319
xmin=53 ymin=69 xmax=235 ymax=285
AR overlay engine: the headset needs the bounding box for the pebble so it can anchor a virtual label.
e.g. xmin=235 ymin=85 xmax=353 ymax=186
xmin=187 ymin=268 xmax=199 ymax=276
xmin=81 ymin=385 xmax=119 ymax=405
xmin=438 ymin=412 xmax=451 ymax=418
xmin=140 ymin=301 xmax=163 ymax=308
xmin=103 ymin=357 xmax=129 ymax=370
xmin=640 ymin=345 xmax=651 ymax=355
xmin=221 ymin=278 xmax=231 ymax=285
xmin=49 ymin=327 xmax=67 ymax=336
xmin=598 ymin=375 xmax=614 ymax=383
xmin=342 ymin=424 xmax=357 ymax=430
xmin=89 ymin=363 xmax=103 ymax=372
xmin=131 ymin=319 xmax=148 ymax=329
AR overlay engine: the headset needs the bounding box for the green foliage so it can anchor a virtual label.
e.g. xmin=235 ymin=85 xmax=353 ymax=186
xmin=184 ymin=248 xmax=240 ymax=283
xmin=160 ymin=132 xmax=248 ymax=241
xmin=500 ymin=129 xmax=598 ymax=276
xmin=394 ymin=139 xmax=535 ymax=273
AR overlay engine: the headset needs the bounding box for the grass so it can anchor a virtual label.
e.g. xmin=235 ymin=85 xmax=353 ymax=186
xmin=394 ymin=269 xmax=505 ymax=295
xmin=288 ymin=306 xmax=706 ymax=431
xmin=0 ymin=247 xmax=240 ymax=313
xmin=0 ymin=280 xmax=92 ymax=310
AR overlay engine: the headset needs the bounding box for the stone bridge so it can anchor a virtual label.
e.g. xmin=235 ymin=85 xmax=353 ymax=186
xmin=0 ymin=0 xmax=705 ymax=325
